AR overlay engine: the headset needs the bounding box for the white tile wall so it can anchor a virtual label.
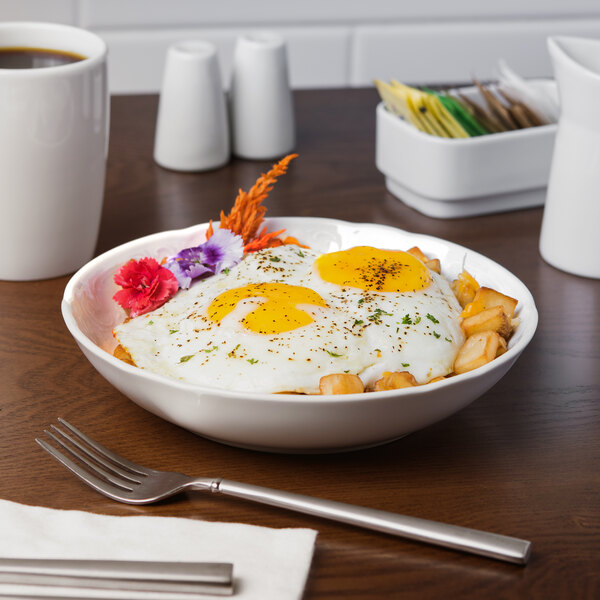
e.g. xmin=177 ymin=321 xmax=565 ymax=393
xmin=352 ymin=18 xmax=600 ymax=86
xmin=101 ymin=26 xmax=351 ymax=94
xmin=0 ymin=0 xmax=76 ymax=24
xmin=77 ymin=0 xmax=600 ymax=27
xmin=2 ymin=1 xmax=600 ymax=93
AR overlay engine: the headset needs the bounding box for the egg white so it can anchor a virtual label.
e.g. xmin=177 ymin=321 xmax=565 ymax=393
xmin=113 ymin=244 xmax=465 ymax=393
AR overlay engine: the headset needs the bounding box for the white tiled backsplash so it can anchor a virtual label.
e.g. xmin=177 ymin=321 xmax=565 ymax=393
xmin=3 ymin=0 xmax=600 ymax=94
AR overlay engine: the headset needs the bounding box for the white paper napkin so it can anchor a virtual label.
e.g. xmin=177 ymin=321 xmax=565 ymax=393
xmin=0 ymin=499 xmax=317 ymax=599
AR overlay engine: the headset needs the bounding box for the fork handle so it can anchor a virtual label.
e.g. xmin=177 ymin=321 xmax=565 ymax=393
xmin=210 ymin=479 xmax=530 ymax=565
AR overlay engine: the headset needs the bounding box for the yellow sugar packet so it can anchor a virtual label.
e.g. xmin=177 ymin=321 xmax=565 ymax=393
xmin=405 ymin=93 xmax=438 ymax=135
xmin=376 ymin=78 xmax=470 ymax=138
xmin=395 ymin=81 xmax=469 ymax=138
xmin=374 ymin=79 xmax=428 ymax=132
xmin=391 ymin=81 xmax=451 ymax=138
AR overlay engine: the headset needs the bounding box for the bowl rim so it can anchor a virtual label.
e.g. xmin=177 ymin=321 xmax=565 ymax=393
xmin=62 ymin=216 xmax=538 ymax=405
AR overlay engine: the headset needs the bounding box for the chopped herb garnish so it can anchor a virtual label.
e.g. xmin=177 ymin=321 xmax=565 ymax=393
xmin=169 ymin=329 xmax=179 ymax=335
xmin=353 ymin=319 xmax=364 ymax=327
xmin=202 ymin=345 xmax=219 ymax=353
xmin=147 ymin=320 xmax=154 ymax=325
xmin=402 ymin=362 xmax=410 ymax=367
xmin=401 ymin=314 xmax=412 ymax=324
xmin=414 ymin=316 xmax=421 ymax=324
xmin=222 ymin=267 xmax=230 ymax=275
xmin=325 ymin=349 xmax=342 ymax=357
xmin=426 ymin=313 xmax=439 ymax=324
xmin=297 ymin=250 xmax=305 ymax=258
xmin=179 ymin=355 xmax=194 ymax=363
xmin=228 ymin=343 xmax=240 ymax=358
xmin=269 ymin=256 xmax=281 ymax=262
xmin=367 ymin=308 xmax=393 ymax=323
xmin=343 ymin=369 xmax=350 ymax=373
xmin=445 ymin=337 xmax=452 ymax=343
xmin=358 ymin=298 xmax=365 ymax=305
xmin=247 ymin=358 xmax=259 ymax=364
xmin=433 ymin=331 xmax=441 ymax=339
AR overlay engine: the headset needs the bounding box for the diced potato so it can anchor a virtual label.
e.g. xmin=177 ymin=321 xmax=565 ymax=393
xmin=425 ymin=258 xmax=441 ymax=274
xmin=319 ymin=373 xmax=364 ymax=395
xmin=372 ymin=371 xmax=418 ymax=391
xmin=459 ymin=270 xmax=480 ymax=289
xmin=406 ymin=247 xmax=441 ymax=273
xmin=406 ymin=246 xmax=430 ymax=263
xmin=497 ymin=336 xmax=508 ymax=356
xmin=114 ymin=344 xmax=135 ymax=366
xmin=454 ymin=331 xmax=503 ymax=374
xmin=451 ymin=280 xmax=476 ymax=307
xmin=461 ymin=287 xmax=518 ymax=319
xmin=461 ymin=305 xmax=512 ymax=339
xmin=451 ymin=270 xmax=480 ymax=307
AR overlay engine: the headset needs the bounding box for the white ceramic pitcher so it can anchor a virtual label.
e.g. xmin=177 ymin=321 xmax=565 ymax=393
xmin=539 ymin=36 xmax=600 ymax=279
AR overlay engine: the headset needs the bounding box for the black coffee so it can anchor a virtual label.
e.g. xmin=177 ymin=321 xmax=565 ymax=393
xmin=0 ymin=46 xmax=86 ymax=69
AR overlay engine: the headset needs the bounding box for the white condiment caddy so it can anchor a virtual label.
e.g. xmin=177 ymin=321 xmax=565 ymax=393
xmin=375 ymin=80 xmax=558 ymax=218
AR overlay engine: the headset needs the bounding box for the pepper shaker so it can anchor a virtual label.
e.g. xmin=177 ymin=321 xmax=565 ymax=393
xmin=229 ymin=33 xmax=295 ymax=159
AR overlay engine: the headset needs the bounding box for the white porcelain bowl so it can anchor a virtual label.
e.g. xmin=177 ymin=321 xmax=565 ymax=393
xmin=62 ymin=217 xmax=538 ymax=453
xmin=375 ymin=80 xmax=558 ymax=218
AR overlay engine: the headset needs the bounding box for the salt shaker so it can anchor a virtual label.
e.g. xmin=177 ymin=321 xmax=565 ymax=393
xmin=229 ymin=33 xmax=295 ymax=159
xmin=154 ymin=40 xmax=230 ymax=171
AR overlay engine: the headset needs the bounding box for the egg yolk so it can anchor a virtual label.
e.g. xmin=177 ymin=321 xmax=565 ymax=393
xmin=315 ymin=246 xmax=432 ymax=292
xmin=208 ymin=283 xmax=328 ymax=334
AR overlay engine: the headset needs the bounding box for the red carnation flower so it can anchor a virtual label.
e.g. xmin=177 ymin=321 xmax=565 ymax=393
xmin=113 ymin=257 xmax=179 ymax=317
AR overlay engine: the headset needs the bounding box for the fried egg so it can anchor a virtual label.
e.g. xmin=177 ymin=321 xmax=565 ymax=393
xmin=113 ymin=245 xmax=465 ymax=393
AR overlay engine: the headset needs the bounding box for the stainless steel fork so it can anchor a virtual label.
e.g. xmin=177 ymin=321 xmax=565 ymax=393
xmin=36 ymin=419 xmax=531 ymax=565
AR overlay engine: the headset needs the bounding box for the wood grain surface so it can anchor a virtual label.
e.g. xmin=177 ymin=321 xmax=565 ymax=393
xmin=1 ymin=88 xmax=599 ymax=599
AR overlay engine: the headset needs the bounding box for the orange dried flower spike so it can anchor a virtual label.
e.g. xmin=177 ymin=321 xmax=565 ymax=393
xmin=244 ymin=228 xmax=286 ymax=253
xmin=245 ymin=231 xmax=310 ymax=253
xmin=207 ymin=154 xmax=298 ymax=246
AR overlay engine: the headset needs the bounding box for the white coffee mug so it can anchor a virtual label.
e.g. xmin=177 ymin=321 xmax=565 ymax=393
xmin=0 ymin=22 xmax=109 ymax=281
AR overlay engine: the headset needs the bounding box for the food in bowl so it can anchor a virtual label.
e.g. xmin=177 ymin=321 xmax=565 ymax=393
xmin=111 ymin=156 xmax=520 ymax=396
xmin=114 ymin=243 xmax=467 ymax=394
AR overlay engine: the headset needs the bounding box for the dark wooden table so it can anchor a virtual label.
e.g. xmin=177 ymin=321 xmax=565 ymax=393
xmin=1 ymin=88 xmax=599 ymax=599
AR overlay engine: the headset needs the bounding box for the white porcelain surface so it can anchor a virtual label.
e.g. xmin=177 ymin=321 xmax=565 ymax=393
xmin=229 ymin=32 xmax=295 ymax=159
xmin=0 ymin=22 xmax=108 ymax=280
xmin=375 ymin=81 xmax=558 ymax=218
xmin=540 ymin=36 xmax=600 ymax=279
xmin=62 ymin=217 xmax=538 ymax=453
xmin=153 ymin=40 xmax=230 ymax=172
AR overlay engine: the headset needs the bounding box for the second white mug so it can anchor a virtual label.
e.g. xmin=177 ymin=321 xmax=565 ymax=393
xmin=539 ymin=36 xmax=600 ymax=279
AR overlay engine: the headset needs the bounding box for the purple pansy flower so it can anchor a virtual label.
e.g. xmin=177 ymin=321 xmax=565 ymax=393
xmin=202 ymin=228 xmax=245 ymax=273
xmin=165 ymin=228 xmax=244 ymax=289
xmin=164 ymin=257 xmax=212 ymax=289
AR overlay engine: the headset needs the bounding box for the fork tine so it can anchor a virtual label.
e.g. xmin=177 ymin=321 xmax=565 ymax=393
xmin=41 ymin=429 xmax=138 ymax=491
xmin=48 ymin=425 xmax=141 ymax=484
xmin=35 ymin=438 xmax=133 ymax=500
xmin=57 ymin=418 xmax=151 ymax=476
